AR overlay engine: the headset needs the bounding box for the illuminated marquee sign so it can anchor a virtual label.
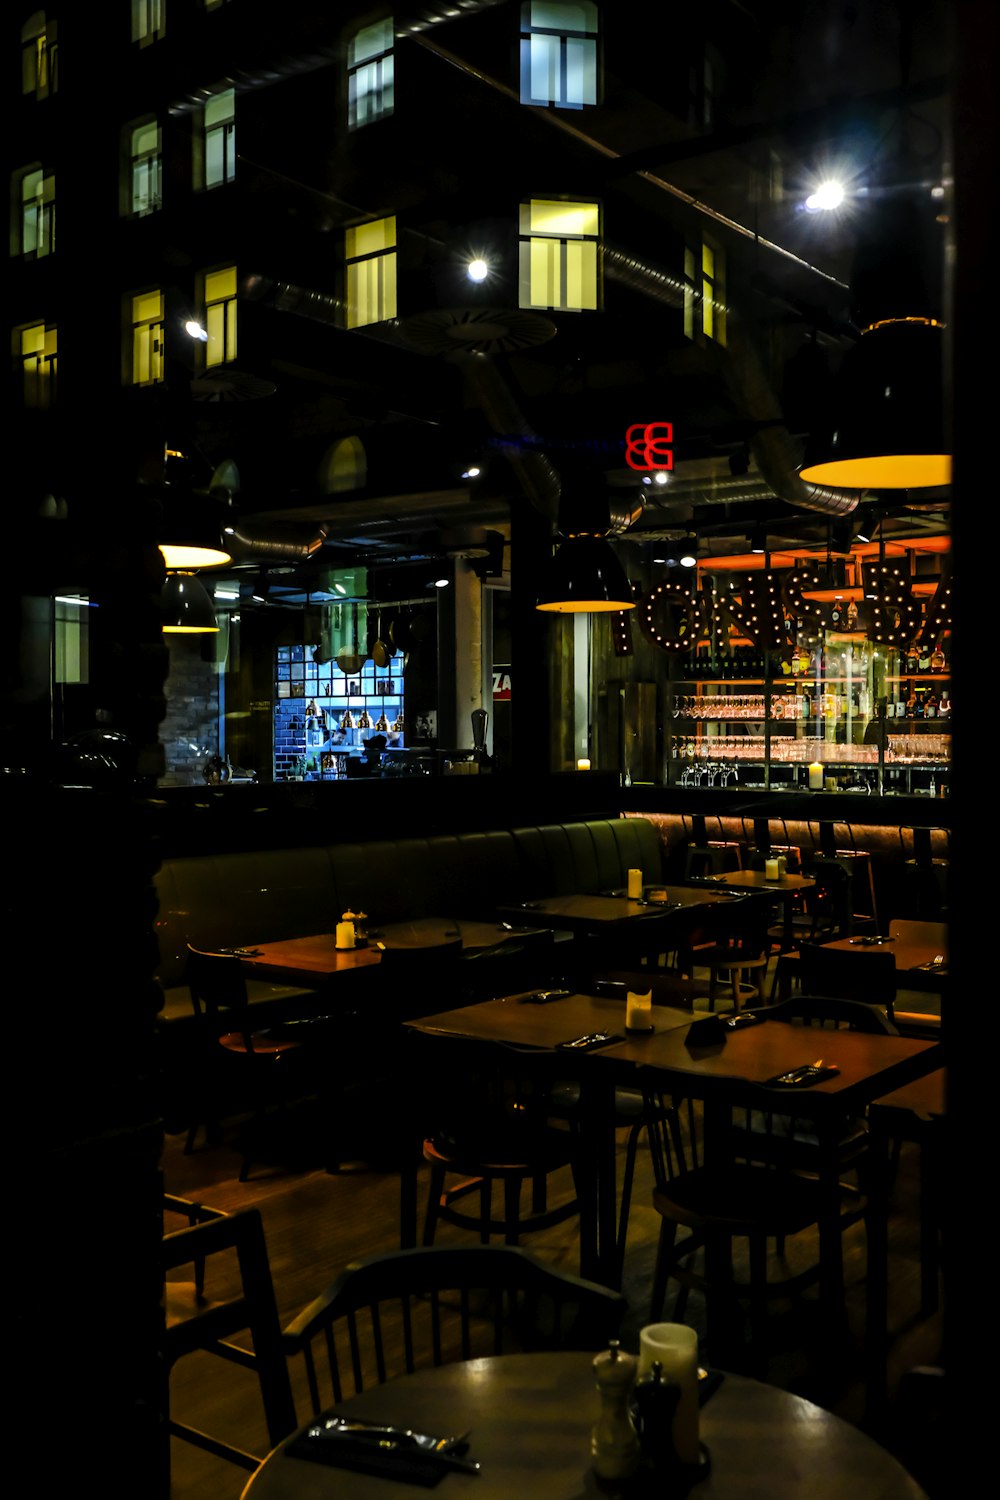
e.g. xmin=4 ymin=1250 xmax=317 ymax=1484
xmin=625 ymin=422 xmax=673 ymax=472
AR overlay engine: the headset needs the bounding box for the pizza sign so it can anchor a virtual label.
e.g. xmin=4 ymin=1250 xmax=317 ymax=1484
xmin=492 ymin=672 xmax=511 ymax=700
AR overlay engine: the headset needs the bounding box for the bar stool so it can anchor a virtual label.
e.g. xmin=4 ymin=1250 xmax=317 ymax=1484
xmin=898 ymin=826 xmax=949 ymax=920
xmin=682 ymin=813 xmax=743 ymax=879
xmin=740 ymin=816 xmax=802 ymax=874
xmin=808 ymin=821 xmax=880 ymax=934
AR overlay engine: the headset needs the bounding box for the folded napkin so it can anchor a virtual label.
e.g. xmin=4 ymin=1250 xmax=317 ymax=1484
xmin=285 ymin=1417 xmax=478 ymax=1487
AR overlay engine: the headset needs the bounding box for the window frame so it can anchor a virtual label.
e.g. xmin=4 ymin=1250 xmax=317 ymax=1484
xmin=22 ymin=12 xmax=58 ymax=98
xmin=13 ymin=163 xmax=55 ymax=259
xmin=201 ymin=264 xmax=238 ymax=368
xmin=518 ymin=197 xmax=601 ymax=312
xmin=125 ymin=118 xmax=163 ymax=218
xmin=348 ymin=18 xmax=395 ymax=130
xmin=131 ymin=0 xmax=166 ymax=48
xmin=520 ymin=1 xmax=599 ymax=111
xmin=129 ymin=288 xmax=165 ymax=386
xmin=344 ymin=217 xmax=397 ymax=329
xmin=201 ymin=87 xmax=236 ymax=190
xmin=15 ymin=319 xmax=57 ymax=409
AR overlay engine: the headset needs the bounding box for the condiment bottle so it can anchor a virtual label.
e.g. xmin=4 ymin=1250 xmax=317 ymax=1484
xmin=591 ymin=1340 xmax=639 ymax=1482
xmin=632 ymin=1359 xmax=681 ymax=1475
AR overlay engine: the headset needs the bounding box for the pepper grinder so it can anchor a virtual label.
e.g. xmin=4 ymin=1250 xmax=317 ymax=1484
xmin=591 ymin=1339 xmax=640 ymax=1482
xmin=632 ymin=1359 xmax=681 ymax=1476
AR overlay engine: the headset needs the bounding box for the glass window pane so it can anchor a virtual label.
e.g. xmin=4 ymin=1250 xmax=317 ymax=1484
xmin=349 ymin=18 xmax=393 ymax=67
xmin=565 ymin=38 xmax=596 ymax=106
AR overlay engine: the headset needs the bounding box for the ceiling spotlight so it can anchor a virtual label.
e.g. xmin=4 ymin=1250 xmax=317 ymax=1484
xmin=461 ymin=464 xmax=482 ymax=479
xmin=749 ymin=525 xmax=766 ymax=555
xmin=467 ymin=258 xmax=490 ymax=283
xmin=804 ymin=180 xmax=846 ymax=213
xmin=432 ymin=577 xmax=450 ymax=589
xmin=678 ymin=535 xmax=698 ymax=568
xmin=652 ymin=471 xmax=669 ymax=486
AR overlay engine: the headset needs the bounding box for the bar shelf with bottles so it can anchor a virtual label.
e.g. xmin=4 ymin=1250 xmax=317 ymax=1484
xmin=666 ymin=636 xmax=950 ymax=797
xmin=275 ymin=647 xmax=405 ymax=781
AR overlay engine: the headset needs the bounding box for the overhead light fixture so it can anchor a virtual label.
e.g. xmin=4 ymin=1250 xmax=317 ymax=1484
xmin=678 ymin=535 xmax=698 ymax=568
xmin=432 ymin=577 xmax=450 ymax=589
xmin=804 ymin=179 xmax=846 ymax=213
xmin=799 ymin=317 xmax=950 ymax=490
xmin=184 ymin=319 xmax=209 ymax=342
xmin=749 ymin=525 xmax=766 ymax=555
xmin=535 ymin=533 xmax=635 ymax=613
xmin=161 ymin=573 xmax=220 ymax=634
xmin=467 ymin=258 xmax=490 ymax=283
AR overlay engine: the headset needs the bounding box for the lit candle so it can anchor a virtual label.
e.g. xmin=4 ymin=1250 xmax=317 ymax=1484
xmin=627 ymin=867 xmax=643 ymax=900
xmin=577 ymin=757 xmax=591 ymax=770
xmin=335 ymin=918 xmax=355 ymax=950
xmin=638 ymin=1323 xmax=699 ymax=1466
xmin=626 ymin=989 xmax=653 ymax=1031
xmin=765 ymin=857 xmax=780 ymax=881
xmin=808 ymin=761 xmax=824 ymax=790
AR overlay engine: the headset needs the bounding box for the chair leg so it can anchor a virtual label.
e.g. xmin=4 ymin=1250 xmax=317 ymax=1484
xmin=617 ymin=1122 xmax=644 ymax=1262
xmin=650 ymin=1221 xmax=677 ymax=1321
xmin=480 ymin=1177 xmax=493 ymax=1243
xmin=503 ymin=1175 xmax=522 ymax=1245
xmin=422 ymin=1163 xmax=447 ymax=1245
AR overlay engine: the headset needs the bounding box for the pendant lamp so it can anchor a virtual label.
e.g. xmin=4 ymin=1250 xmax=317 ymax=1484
xmin=799 ymin=317 xmax=950 ymax=490
xmin=161 ymin=572 xmax=220 ymax=633
xmin=535 ymin=533 xmax=635 ymax=613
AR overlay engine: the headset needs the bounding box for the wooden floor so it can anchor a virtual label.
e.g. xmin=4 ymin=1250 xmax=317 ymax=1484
xmin=163 ymin=996 xmax=945 ymax=1500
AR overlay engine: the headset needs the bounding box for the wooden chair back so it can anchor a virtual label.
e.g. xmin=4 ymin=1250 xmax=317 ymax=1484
xmin=281 ymin=1244 xmax=627 ymax=1414
xmin=796 ymin=942 xmax=897 ymax=1019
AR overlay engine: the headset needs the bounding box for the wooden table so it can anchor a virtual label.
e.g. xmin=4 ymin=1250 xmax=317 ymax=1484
xmin=686 ymin=869 xmax=816 ymax=948
xmin=774 ymin=927 xmax=948 ymax=1002
xmin=243 ymin=918 xmax=553 ymax=985
xmin=497 ymin=887 xmax=728 ymax=935
xmin=240 ymin=1351 xmax=930 ymax=1500
xmin=404 ymin=994 xmax=943 ymax=1308
xmin=865 ymin=1068 xmax=946 ymax=1417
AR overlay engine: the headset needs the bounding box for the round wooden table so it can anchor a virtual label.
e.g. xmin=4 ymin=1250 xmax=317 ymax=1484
xmin=240 ymin=1351 xmax=929 ymax=1499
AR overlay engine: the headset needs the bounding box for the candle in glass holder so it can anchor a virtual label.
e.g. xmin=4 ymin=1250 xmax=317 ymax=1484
xmin=335 ymin=917 xmax=356 ymax=950
xmin=765 ymin=857 xmax=780 ymax=881
xmin=625 ymin=989 xmax=653 ymax=1032
xmin=627 ymin=867 xmax=643 ymax=899
xmin=638 ymin=1323 xmax=699 ymax=1466
xmin=808 ymin=761 xmax=824 ymax=790
xmin=577 ymin=757 xmax=591 ymax=770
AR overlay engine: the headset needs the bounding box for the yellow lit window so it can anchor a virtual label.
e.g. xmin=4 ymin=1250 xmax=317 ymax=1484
xmin=55 ymin=597 xmax=90 ymax=685
xmin=520 ymin=2 xmax=598 ymax=110
xmin=17 ymin=321 xmax=57 ymax=408
xmin=22 ymin=12 xmax=58 ymax=98
xmin=131 ymin=289 xmax=164 ymax=385
xmin=131 ymin=0 xmax=166 ymax=47
xmin=348 ymin=19 xmax=395 ymax=129
xmin=519 ymin=199 xmax=599 ymax=311
xmin=204 ymin=266 xmax=238 ymax=366
xmin=683 ymin=237 xmax=726 ymax=345
xmin=345 ymin=217 xmax=397 ymax=328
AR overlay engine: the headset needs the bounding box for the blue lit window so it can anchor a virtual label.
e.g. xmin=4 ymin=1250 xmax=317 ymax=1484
xmin=203 ymin=88 xmax=236 ymax=189
xmin=348 ymin=18 xmax=394 ymax=129
xmin=520 ymin=2 xmax=598 ymax=110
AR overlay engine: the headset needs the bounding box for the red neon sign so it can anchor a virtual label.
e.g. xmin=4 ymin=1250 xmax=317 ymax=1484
xmin=625 ymin=421 xmax=674 ymax=471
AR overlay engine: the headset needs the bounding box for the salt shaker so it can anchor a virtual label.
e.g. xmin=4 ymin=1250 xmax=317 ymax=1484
xmin=591 ymin=1339 xmax=640 ymax=1482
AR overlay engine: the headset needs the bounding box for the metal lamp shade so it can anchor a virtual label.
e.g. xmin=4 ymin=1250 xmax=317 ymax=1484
xmin=535 ymin=535 xmax=635 ymax=613
xmin=161 ymin=572 xmax=220 ymax=633
xmin=799 ymin=319 xmax=950 ymax=490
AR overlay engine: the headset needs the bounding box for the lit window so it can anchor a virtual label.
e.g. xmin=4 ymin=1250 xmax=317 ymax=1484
xmin=683 ymin=237 xmax=727 ymax=345
xmin=22 ymin=12 xmax=58 ymax=98
xmin=131 ymin=289 xmax=164 ymax=385
xmin=131 ymin=0 xmax=166 ymax=47
xmin=128 ymin=119 xmax=162 ymax=216
xmin=55 ymin=596 xmax=90 ymax=686
xmin=14 ymin=165 xmax=55 ymax=258
xmin=319 ymin=436 xmax=367 ymax=493
xmin=203 ymin=265 xmax=238 ymax=367
xmin=16 ymin=320 xmax=57 ymax=408
xmin=348 ymin=18 xmax=394 ymax=129
xmin=520 ymin=2 xmax=598 ymax=109
xmin=518 ymin=199 xmax=600 ymax=311
xmin=345 ymin=217 xmax=397 ymax=328
xmin=203 ymin=88 xmax=236 ymax=188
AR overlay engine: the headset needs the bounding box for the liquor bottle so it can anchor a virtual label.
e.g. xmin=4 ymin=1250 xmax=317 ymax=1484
xmin=906 ymin=642 xmax=919 ymax=676
xmin=846 ymin=599 xmax=858 ymax=628
xmin=918 ymin=642 xmax=931 ymax=672
xmin=938 ymin=689 xmax=951 ymax=718
xmin=930 ymin=641 xmax=946 ymax=672
xmin=924 ymin=691 xmax=938 ymax=719
xmin=905 ymin=682 xmax=917 ymax=719
xmin=913 ymin=687 xmax=925 ymax=719
xmin=808 ymin=649 xmax=818 ymax=678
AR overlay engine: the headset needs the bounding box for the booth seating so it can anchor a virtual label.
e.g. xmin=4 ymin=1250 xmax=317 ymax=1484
xmin=154 ymin=816 xmax=665 ymax=1020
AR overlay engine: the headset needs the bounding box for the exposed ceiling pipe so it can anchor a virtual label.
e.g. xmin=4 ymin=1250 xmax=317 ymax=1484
xmin=226 ymin=519 xmax=327 ymax=563
xmin=602 ymin=245 xmax=862 ymax=518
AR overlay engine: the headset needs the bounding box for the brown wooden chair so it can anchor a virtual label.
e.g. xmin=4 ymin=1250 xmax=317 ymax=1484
xmin=645 ymin=1085 xmax=836 ymax=1367
xmin=281 ymin=1244 xmax=627 ymax=1413
xmin=412 ymin=1033 xmax=587 ymax=1254
xmin=794 ymin=941 xmax=897 ymax=1022
xmin=163 ymin=1202 xmax=297 ymax=1472
xmin=184 ymin=944 xmax=317 ymax=1181
xmin=676 ymin=896 xmax=774 ymax=1011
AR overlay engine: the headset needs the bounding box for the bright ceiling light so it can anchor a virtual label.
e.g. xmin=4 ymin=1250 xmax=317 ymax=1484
xmin=653 ymin=471 xmax=669 ymax=486
xmin=679 ymin=535 xmax=698 ymax=568
xmin=805 ymin=180 xmax=846 ymax=212
xmin=467 ymin=258 xmax=490 ymax=283
xmin=184 ymin=320 xmax=209 ymax=341
xmin=462 ymin=464 xmax=481 ymax=479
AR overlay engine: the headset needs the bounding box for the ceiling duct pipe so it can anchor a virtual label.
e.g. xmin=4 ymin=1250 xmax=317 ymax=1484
xmin=602 ymin=245 xmax=862 ymax=518
xmin=226 ymin=519 xmax=328 ymax=563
